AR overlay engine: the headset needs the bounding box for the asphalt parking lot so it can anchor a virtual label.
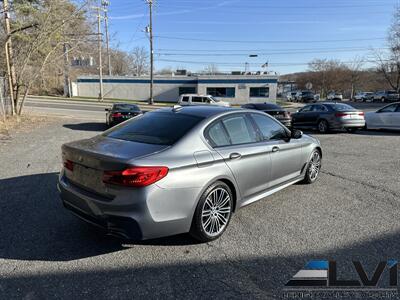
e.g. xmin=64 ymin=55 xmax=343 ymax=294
xmin=1 ymin=112 xmax=400 ymax=299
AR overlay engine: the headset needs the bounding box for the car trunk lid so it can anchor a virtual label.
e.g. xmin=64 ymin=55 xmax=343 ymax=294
xmin=62 ymin=136 xmax=169 ymax=194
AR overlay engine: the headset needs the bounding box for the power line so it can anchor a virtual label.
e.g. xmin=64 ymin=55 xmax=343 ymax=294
xmin=156 ymin=48 xmax=389 ymax=57
xmin=155 ymin=58 xmax=387 ymax=67
xmin=156 ymin=46 xmax=386 ymax=52
xmin=155 ymin=35 xmax=386 ymax=44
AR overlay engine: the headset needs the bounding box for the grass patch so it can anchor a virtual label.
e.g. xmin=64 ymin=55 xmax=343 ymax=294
xmin=0 ymin=114 xmax=51 ymax=137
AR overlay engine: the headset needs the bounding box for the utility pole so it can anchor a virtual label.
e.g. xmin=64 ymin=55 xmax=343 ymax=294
xmin=102 ymin=0 xmax=112 ymax=76
xmin=94 ymin=5 xmax=104 ymax=101
xmin=2 ymin=0 xmax=16 ymax=115
xmin=146 ymin=0 xmax=154 ymax=105
xmin=63 ymin=43 xmax=71 ymax=97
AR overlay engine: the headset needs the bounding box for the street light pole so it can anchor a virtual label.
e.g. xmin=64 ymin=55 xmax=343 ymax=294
xmin=146 ymin=0 xmax=154 ymax=105
xmin=95 ymin=6 xmax=104 ymax=101
xmin=102 ymin=0 xmax=112 ymax=76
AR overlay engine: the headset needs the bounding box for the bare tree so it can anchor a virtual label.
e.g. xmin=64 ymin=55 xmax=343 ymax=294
xmin=129 ymin=46 xmax=149 ymax=76
xmin=374 ymin=6 xmax=400 ymax=92
xmin=2 ymin=0 xmax=95 ymax=115
xmin=109 ymin=49 xmax=132 ymax=76
xmin=347 ymin=57 xmax=364 ymax=99
xmin=203 ymin=63 xmax=219 ymax=75
xmin=156 ymin=67 xmax=174 ymax=75
xmin=307 ymin=59 xmax=347 ymax=97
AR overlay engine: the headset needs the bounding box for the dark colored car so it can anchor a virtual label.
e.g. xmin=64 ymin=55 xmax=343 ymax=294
xmin=241 ymin=103 xmax=292 ymax=127
xmin=296 ymin=91 xmax=315 ymax=103
xmin=106 ymin=103 xmax=142 ymax=126
xmin=291 ymin=102 xmax=365 ymax=133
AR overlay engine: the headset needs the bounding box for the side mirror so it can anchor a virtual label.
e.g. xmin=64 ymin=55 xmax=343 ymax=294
xmin=291 ymin=129 xmax=303 ymax=139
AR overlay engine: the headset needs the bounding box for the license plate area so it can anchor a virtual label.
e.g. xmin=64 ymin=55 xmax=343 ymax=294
xmin=71 ymin=164 xmax=104 ymax=192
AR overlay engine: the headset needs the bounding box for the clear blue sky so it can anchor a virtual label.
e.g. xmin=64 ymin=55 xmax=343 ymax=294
xmin=106 ymin=0 xmax=398 ymax=74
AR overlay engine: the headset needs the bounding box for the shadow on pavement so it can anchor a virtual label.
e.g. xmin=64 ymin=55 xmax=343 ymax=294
xmin=0 ymin=173 xmax=197 ymax=262
xmin=354 ymin=129 xmax=400 ymax=137
xmin=0 ymin=173 xmax=124 ymax=261
xmin=2 ymin=231 xmax=400 ymax=299
xmin=63 ymin=122 xmax=109 ymax=132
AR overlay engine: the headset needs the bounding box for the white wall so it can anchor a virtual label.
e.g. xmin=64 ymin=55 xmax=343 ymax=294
xmin=75 ymin=75 xmax=278 ymax=104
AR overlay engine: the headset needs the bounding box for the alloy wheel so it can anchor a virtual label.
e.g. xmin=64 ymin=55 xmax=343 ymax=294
xmin=318 ymin=120 xmax=328 ymax=133
xmin=201 ymin=187 xmax=231 ymax=237
xmin=308 ymin=151 xmax=321 ymax=181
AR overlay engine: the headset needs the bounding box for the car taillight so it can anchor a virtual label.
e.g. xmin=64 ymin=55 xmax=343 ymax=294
xmin=103 ymin=166 xmax=169 ymax=187
xmin=63 ymin=159 xmax=74 ymax=172
xmin=112 ymin=112 xmax=122 ymax=117
xmin=358 ymin=112 xmax=365 ymax=117
xmin=335 ymin=113 xmax=349 ymax=117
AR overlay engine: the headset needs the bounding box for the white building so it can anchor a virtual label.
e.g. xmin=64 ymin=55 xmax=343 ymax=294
xmin=73 ymin=74 xmax=278 ymax=105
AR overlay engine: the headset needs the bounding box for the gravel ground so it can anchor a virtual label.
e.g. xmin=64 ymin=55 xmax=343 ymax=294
xmin=1 ymin=117 xmax=400 ymax=300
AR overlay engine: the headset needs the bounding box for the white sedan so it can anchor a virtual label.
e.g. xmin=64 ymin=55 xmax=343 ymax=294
xmin=365 ymin=102 xmax=400 ymax=130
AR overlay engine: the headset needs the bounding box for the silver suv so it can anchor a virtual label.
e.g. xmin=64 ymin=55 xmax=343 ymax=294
xmin=373 ymin=91 xmax=400 ymax=103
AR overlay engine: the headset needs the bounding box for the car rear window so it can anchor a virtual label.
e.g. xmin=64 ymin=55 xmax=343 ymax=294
xmin=254 ymin=103 xmax=281 ymax=110
xmin=329 ymin=104 xmax=357 ymax=111
xmin=113 ymin=104 xmax=140 ymax=111
xmin=104 ymin=112 xmax=204 ymax=145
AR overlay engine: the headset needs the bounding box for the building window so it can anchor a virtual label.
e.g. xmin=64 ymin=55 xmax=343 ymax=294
xmin=207 ymin=87 xmax=235 ymax=98
xmin=250 ymin=87 xmax=269 ymax=98
xmin=179 ymin=87 xmax=197 ymax=95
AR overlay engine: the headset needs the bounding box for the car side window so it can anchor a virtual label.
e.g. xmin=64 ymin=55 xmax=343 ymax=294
xmin=221 ymin=115 xmax=257 ymax=145
xmin=250 ymin=113 xmax=288 ymax=141
xmin=379 ymin=104 xmax=397 ymax=113
xmin=312 ymin=105 xmax=327 ymax=112
xmin=205 ymin=121 xmax=231 ymax=147
xmin=203 ymin=97 xmax=211 ymax=103
xmin=181 ymin=96 xmax=189 ymax=102
xmin=192 ymin=97 xmax=202 ymax=103
xmin=299 ymin=105 xmax=312 ymax=113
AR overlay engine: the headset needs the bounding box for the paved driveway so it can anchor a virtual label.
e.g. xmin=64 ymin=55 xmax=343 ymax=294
xmin=1 ymin=117 xmax=400 ymax=299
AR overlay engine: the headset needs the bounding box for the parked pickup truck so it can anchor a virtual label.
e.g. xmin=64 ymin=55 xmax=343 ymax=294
xmin=178 ymin=94 xmax=230 ymax=107
xmin=373 ymin=90 xmax=400 ymax=103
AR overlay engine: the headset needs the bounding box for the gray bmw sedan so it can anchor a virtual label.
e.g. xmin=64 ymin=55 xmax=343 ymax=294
xmin=58 ymin=106 xmax=322 ymax=242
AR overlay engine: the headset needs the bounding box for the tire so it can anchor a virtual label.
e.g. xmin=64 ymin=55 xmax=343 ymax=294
xmin=317 ymin=119 xmax=329 ymax=134
xmin=190 ymin=181 xmax=233 ymax=242
xmin=302 ymin=149 xmax=322 ymax=184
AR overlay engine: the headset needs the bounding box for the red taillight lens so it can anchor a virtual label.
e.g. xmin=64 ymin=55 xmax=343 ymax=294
xmin=335 ymin=113 xmax=349 ymax=117
xmin=358 ymin=112 xmax=365 ymax=116
xmin=63 ymin=159 xmax=74 ymax=172
xmin=112 ymin=112 xmax=122 ymax=118
xmin=103 ymin=166 xmax=169 ymax=187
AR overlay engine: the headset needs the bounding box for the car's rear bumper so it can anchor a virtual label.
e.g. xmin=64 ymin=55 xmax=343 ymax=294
xmin=330 ymin=119 xmax=365 ymax=129
xmin=58 ymin=173 xmax=199 ymax=240
xmin=276 ymin=118 xmax=291 ymax=127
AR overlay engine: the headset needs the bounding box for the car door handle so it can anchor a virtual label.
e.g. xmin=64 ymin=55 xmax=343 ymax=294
xmin=272 ymin=146 xmax=280 ymax=153
xmin=229 ymin=153 xmax=241 ymax=160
